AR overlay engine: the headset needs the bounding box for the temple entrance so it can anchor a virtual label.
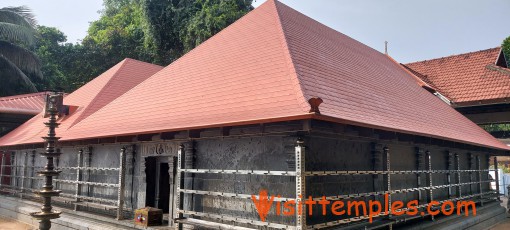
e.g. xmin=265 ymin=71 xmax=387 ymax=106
xmin=145 ymin=156 xmax=176 ymax=215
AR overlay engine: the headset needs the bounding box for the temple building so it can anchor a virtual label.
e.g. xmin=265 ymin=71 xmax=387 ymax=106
xmin=404 ymin=47 xmax=510 ymax=146
xmin=0 ymin=1 xmax=509 ymax=229
xmin=0 ymin=92 xmax=48 ymax=137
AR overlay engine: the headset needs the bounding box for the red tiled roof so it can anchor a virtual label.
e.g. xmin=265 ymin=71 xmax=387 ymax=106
xmin=404 ymin=48 xmax=510 ymax=105
xmin=0 ymin=58 xmax=163 ymax=146
xmin=0 ymin=92 xmax=49 ymax=115
xmin=0 ymin=0 xmax=507 ymax=151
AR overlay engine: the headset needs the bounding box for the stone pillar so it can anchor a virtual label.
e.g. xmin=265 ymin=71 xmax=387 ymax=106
xmin=416 ymin=148 xmax=424 ymax=203
xmin=447 ymin=151 xmax=453 ymax=199
xmin=0 ymin=152 xmax=5 ymax=189
xmin=168 ymin=156 xmax=176 ymax=227
xmin=372 ymin=143 xmax=384 ymax=193
xmin=174 ymin=144 xmax=184 ymax=230
xmin=295 ymin=139 xmax=306 ymax=230
xmin=137 ymin=157 xmax=148 ymax=209
xmin=11 ymin=152 xmax=16 ymax=190
xmin=74 ymin=149 xmax=83 ymax=211
xmin=20 ymin=152 xmax=28 ymax=198
xmin=468 ymin=153 xmax=475 ymax=195
xmin=125 ymin=145 xmax=135 ymax=210
xmin=494 ymin=156 xmax=500 ymax=201
xmin=117 ymin=147 xmax=127 ymax=220
xmin=507 ymin=185 xmax=510 ymax=214
xmin=83 ymin=147 xmax=92 ymax=197
xmin=476 ymin=155 xmax=483 ymax=206
xmin=384 ymin=147 xmax=391 ymax=220
xmin=455 ymin=153 xmax=462 ymax=198
xmin=29 ymin=151 xmax=36 ymax=192
xmin=182 ymin=141 xmax=195 ymax=216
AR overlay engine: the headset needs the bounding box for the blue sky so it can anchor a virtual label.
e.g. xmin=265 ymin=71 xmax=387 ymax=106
xmin=2 ymin=0 xmax=509 ymax=63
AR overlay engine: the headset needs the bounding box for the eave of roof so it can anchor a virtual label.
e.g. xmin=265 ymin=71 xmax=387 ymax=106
xmin=0 ymin=91 xmax=50 ymax=115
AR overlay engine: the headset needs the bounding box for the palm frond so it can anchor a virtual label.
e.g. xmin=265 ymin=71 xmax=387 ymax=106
xmin=0 ymin=6 xmax=36 ymax=28
xmin=0 ymin=9 xmax=34 ymax=29
xmin=0 ymin=41 xmax=42 ymax=78
xmin=0 ymin=22 xmax=36 ymax=45
xmin=0 ymin=55 xmax=38 ymax=93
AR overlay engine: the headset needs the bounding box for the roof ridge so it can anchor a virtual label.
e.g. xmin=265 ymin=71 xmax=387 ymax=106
xmin=67 ymin=59 xmax=131 ymax=129
xmin=407 ymin=47 xmax=501 ymax=65
xmin=272 ymin=0 xmax=316 ymax=113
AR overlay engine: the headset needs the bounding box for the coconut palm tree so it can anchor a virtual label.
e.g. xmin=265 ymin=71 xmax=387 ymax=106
xmin=0 ymin=6 xmax=42 ymax=96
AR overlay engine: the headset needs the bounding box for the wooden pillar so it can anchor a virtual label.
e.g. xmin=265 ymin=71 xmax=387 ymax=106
xmin=384 ymin=146 xmax=392 ymax=224
xmin=295 ymin=139 xmax=306 ymax=230
xmin=117 ymin=147 xmax=127 ymax=220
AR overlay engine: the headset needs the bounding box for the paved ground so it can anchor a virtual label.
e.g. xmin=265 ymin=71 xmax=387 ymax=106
xmin=488 ymin=196 xmax=510 ymax=230
xmin=0 ymin=216 xmax=33 ymax=230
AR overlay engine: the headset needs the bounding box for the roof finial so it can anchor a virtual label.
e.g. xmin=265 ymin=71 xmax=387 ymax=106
xmin=308 ymin=97 xmax=323 ymax=114
xmin=385 ymin=41 xmax=388 ymax=55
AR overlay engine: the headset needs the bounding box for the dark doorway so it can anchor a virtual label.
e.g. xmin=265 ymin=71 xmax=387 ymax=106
xmin=145 ymin=157 xmax=157 ymax=207
xmin=145 ymin=157 xmax=172 ymax=213
xmin=158 ymin=162 xmax=170 ymax=212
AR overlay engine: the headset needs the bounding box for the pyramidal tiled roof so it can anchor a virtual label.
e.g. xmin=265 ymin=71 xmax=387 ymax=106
xmin=404 ymin=47 xmax=510 ymax=105
xmin=0 ymin=92 xmax=50 ymax=115
xmin=1 ymin=0 xmax=507 ymax=150
xmin=0 ymin=58 xmax=163 ymax=146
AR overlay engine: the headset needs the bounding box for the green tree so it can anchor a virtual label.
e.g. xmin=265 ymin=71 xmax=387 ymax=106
xmin=35 ymin=26 xmax=112 ymax=92
xmin=503 ymin=36 xmax=510 ymax=67
xmin=0 ymin=6 xmax=42 ymax=96
xmin=181 ymin=0 xmax=253 ymax=52
xmin=141 ymin=0 xmax=253 ymax=64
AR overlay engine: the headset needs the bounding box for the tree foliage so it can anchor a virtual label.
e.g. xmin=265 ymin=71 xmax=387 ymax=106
xmin=141 ymin=0 xmax=253 ymax=64
xmin=0 ymin=6 xmax=41 ymax=96
xmin=28 ymin=0 xmax=254 ymax=94
xmin=503 ymin=35 xmax=510 ymax=67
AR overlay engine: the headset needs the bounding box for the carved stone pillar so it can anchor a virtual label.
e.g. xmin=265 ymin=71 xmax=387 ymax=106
xmin=372 ymin=143 xmax=384 ymax=193
xmin=125 ymin=145 xmax=135 ymax=209
xmin=29 ymin=150 xmax=36 ymax=191
xmin=83 ymin=146 xmax=92 ymax=197
xmin=168 ymin=156 xmax=176 ymax=227
xmin=10 ymin=152 xmax=16 ymax=190
xmin=447 ymin=151 xmax=453 ymax=199
xmin=455 ymin=153 xmax=461 ymax=198
xmin=284 ymin=136 xmax=296 ymax=171
xmin=182 ymin=141 xmax=195 ymax=216
xmin=137 ymin=157 xmax=148 ymax=209
xmin=416 ymin=147 xmax=424 ymax=203
xmin=74 ymin=149 xmax=83 ymax=211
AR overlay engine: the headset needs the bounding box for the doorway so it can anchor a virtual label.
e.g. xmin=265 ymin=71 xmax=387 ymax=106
xmin=145 ymin=156 xmax=175 ymax=214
